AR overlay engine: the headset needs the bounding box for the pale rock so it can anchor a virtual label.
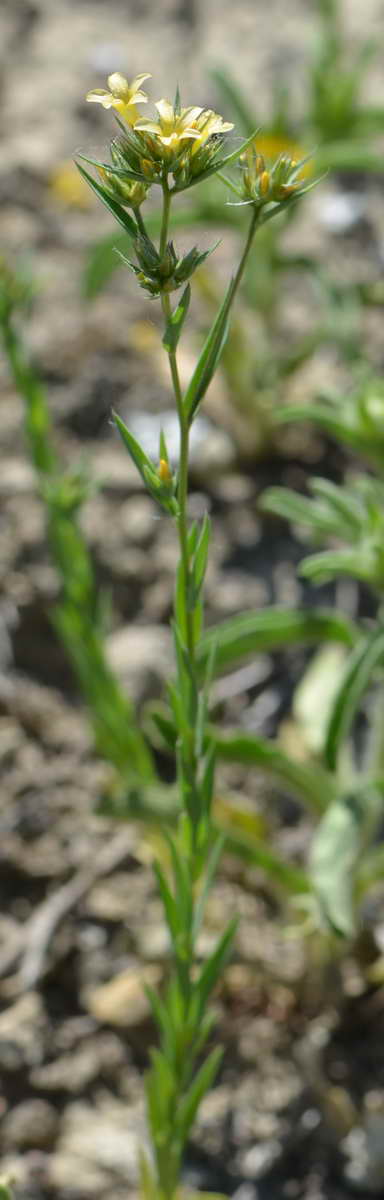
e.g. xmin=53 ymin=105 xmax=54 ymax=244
xmin=83 ymin=964 xmax=162 ymax=1028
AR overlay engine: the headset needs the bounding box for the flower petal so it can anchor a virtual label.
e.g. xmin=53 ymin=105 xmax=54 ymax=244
xmin=155 ymin=98 xmax=175 ymax=124
xmin=86 ymin=89 xmax=113 ymax=106
xmin=134 ymin=119 xmax=162 ymax=134
xmin=130 ymin=90 xmax=149 ymax=105
xmin=180 ymin=106 xmax=204 ymax=125
xmin=130 ymin=73 xmax=152 ymax=91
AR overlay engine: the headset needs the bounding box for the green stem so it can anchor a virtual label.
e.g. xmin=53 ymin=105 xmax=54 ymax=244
xmin=135 ymin=207 xmax=149 ymax=238
xmin=152 ymin=200 xmax=261 ymax=1200
xmin=160 ymin=180 xmax=195 ymax=664
xmin=159 ymin=177 xmax=171 ymax=256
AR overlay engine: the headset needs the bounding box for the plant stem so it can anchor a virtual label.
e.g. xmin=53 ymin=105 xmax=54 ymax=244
xmin=160 ymin=181 xmax=195 ymax=665
xmin=150 ymin=199 xmax=261 ymax=1200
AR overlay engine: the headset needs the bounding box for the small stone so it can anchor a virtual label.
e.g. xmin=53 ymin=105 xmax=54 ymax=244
xmin=238 ymin=1138 xmax=282 ymax=1179
xmin=106 ymin=624 xmax=172 ymax=703
xmin=83 ymin=964 xmax=162 ymax=1028
xmin=119 ymin=496 xmax=157 ymax=545
xmin=2 ymin=1100 xmax=58 ymax=1151
xmin=0 ymin=460 xmax=36 ymax=496
xmin=54 ymin=1100 xmax=146 ymax=1183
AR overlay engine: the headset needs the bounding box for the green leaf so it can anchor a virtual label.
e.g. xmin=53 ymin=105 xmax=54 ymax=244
xmin=220 ymin=826 xmax=309 ymax=893
xmin=113 ymin=411 xmax=154 ymax=483
xmin=154 ymin=861 xmax=180 ymax=943
xmin=299 ymin=547 xmax=378 ymax=585
xmin=192 ymin=513 xmax=211 ymax=598
xmin=196 ymin=919 xmax=237 ymax=1014
xmin=183 ymin=273 xmax=236 ymax=423
xmin=177 ymin=1046 xmax=223 ymax=1142
xmin=198 ymin=607 xmax=358 ymax=676
xmin=167 ymin=834 xmax=193 ymax=934
xmin=325 ymin=626 xmax=384 ymax=771
xmin=214 ymin=729 xmax=336 ymax=813
xmin=310 ymin=478 xmax=362 ymax=535
xmin=193 ymin=835 xmax=225 ymax=938
xmin=261 ymin=486 xmax=338 ymax=533
xmin=310 ymin=786 xmax=383 ymax=937
xmin=76 ymin=164 xmax=138 ymax=237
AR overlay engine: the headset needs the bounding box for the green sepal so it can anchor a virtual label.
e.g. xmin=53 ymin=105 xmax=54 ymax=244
xmin=174 ymin=127 xmax=260 ymax=193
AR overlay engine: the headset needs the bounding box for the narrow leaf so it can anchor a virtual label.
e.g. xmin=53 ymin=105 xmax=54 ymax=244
xmin=113 ymin=411 xmax=154 ymax=484
xmin=183 ymin=274 xmax=236 ymax=423
xmin=325 ymin=627 xmax=384 ymax=771
xmin=214 ymin=729 xmax=336 ymax=812
xmin=177 ymin=1047 xmax=223 ymax=1141
xmin=76 ymin=164 xmax=138 ymax=237
xmin=198 ymin=607 xmax=358 ymax=676
xmin=196 ymin=919 xmax=237 ymax=1014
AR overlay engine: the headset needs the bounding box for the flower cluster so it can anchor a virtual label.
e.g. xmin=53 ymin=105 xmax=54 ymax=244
xmin=124 ymin=233 xmax=212 ymax=296
xmin=86 ymin=73 xmax=233 ymax=191
xmin=239 ymin=141 xmax=312 ymax=208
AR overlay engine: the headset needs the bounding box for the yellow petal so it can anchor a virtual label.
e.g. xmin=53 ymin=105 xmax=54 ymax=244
xmin=130 ymin=90 xmax=149 ymax=105
xmin=180 ymin=105 xmax=204 ymax=125
xmin=130 ymin=72 xmax=152 ymax=92
xmin=107 ymin=72 xmax=131 ymax=99
xmin=134 ymin=119 xmax=162 ymax=135
xmin=86 ymin=89 xmax=113 ymax=107
xmin=155 ymin=98 xmax=175 ymax=125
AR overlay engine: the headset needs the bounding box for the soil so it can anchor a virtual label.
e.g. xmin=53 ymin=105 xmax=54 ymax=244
xmin=1 ymin=1 xmax=384 ymax=1198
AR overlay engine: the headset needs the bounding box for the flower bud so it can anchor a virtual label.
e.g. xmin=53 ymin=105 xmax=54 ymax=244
xmin=259 ymin=170 xmax=270 ymax=196
xmin=158 ymin=458 xmax=172 ymax=484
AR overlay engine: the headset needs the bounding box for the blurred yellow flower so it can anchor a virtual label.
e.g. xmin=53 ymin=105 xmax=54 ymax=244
xmin=49 ymin=161 xmax=93 ymax=209
xmin=252 ymin=132 xmax=311 ymax=178
xmin=86 ymin=72 xmax=151 ymax=125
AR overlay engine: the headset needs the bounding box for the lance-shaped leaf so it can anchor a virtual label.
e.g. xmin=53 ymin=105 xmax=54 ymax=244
xmin=299 ymin=546 xmax=379 ymax=586
xmin=198 ymin=606 xmax=358 ymax=677
xmin=261 ymin=486 xmax=345 ymax=536
xmin=325 ymin=626 xmax=384 ymax=771
xmin=214 ymin=729 xmax=336 ymax=813
xmin=162 ymin=284 xmax=191 ymax=352
xmin=113 ymin=411 xmax=154 ymax=482
xmin=310 ymin=785 xmax=383 ymax=937
xmin=177 ymin=1046 xmax=223 ymax=1143
xmin=183 ymin=274 xmax=236 ymax=423
xmin=76 ymin=164 xmax=139 ymax=238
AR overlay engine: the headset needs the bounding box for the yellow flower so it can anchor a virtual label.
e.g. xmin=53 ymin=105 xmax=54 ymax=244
xmin=135 ymin=98 xmax=205 ymax=150
xmin=190 ymin=109 xmax=234 ymax=155
xmin=135 ymin=100 xmax=233 ymax=154
xmin=86 ymin=72 xmax=151 ymax=125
